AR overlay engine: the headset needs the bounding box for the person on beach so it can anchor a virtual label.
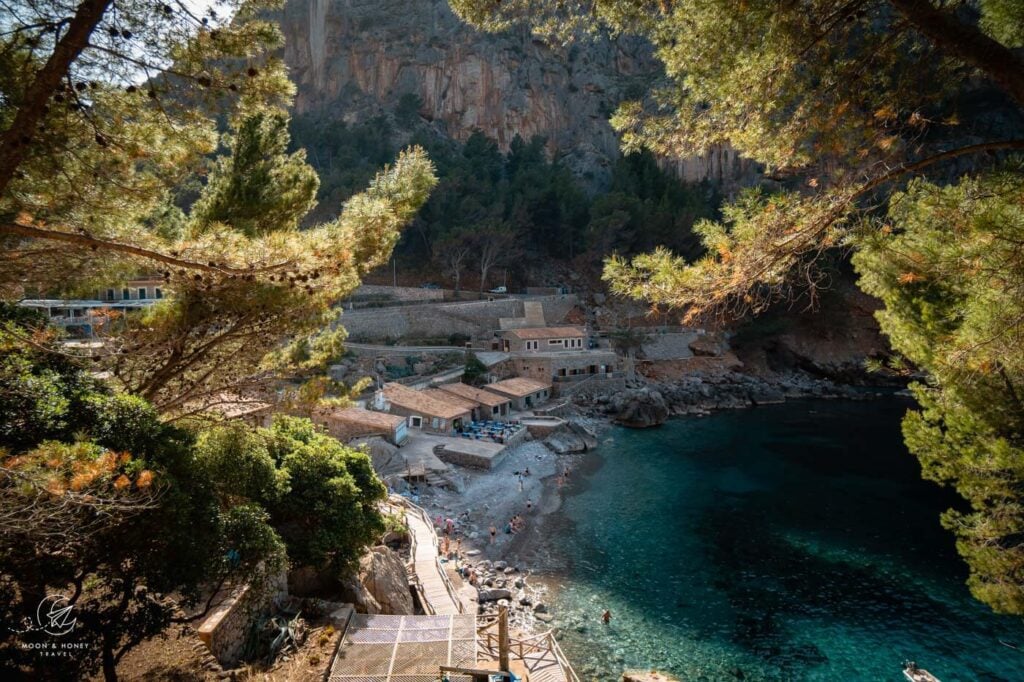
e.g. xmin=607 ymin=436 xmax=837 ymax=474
xmin=489 ymin=525 xmax=497 ymax=544
xmin=442 ymin=536 xmax=450 ymax=555
xmin=602 ymin=609 xmax=612 ymax=624
xmin=505 ymin=520 xmax=514 ymax=534
xmin=526 ymin=498 xmax=533 ymax=513
xmin=445 ymin=517 xmax=455 ymax=535
xmin=519 ymin=475 xmax=524 ymax=492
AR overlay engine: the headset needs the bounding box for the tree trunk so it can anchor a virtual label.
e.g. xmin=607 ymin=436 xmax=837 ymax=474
xmin=889 ymin=0 xmax=1024 ymax=107
xmin=0 ymin=0 xmax=114 ymax=198
xmin=102 ymin=635 xmax=118 ymax=682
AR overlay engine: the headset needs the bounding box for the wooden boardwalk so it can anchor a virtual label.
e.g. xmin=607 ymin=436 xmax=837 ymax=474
xmin=404 ymin=507 xmax=463 ymax=615
xmin=384 ymin=497 xmax=578 ymax=682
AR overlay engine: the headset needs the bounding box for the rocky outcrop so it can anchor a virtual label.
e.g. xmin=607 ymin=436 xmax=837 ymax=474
xmin=609 ymin=386 xmax=670 ymax=428
xmin=579 ymin=371 xmax=883 ymax=420
xmin=543 ymin=421 xmax=599 ymax=453
xmin=341 ymin=546 xmax=414 ymax=615
xmin=277 ymin=0 xmax=760 ymax=190
xmin=688 ymin=333 xmax=728 ymax=358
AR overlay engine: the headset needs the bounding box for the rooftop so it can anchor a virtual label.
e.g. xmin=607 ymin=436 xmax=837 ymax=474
xmin=504 ymin=326 xmax=586 ymax=340
xmin=383 ymin=383 xmax=472 ymax=420
xmin=423 ymin=388 xmax=479 ymax=411
xmin=206 ymin=393 xmax=273 ymax=419
xmin=436 ymin=382 xmax=512 ymax=407
xmin=321 ymin=407 xmax=405 ymax=430
xmin=484 ymin=377 xmax=552 ymax=397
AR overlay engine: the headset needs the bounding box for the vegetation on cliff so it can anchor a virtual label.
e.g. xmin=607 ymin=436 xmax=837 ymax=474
xmin=290 ymin=114 xmax=717 ymax=288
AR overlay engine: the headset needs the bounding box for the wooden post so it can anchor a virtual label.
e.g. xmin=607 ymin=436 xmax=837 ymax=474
xmin=498 ymin=605 xmax=510 ymax=673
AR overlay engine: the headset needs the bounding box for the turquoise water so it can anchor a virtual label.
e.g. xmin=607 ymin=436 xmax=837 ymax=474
xmin=541 ymin=400 xmax=1024 ymax=681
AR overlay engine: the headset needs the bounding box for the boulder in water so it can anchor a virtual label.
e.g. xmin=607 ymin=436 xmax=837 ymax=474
xmin=612 ymin=388 xmax=669 ymax=428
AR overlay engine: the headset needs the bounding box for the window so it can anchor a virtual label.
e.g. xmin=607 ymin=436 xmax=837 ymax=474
xmin=431 ymin=417 xmax=440 ymax=429
xmin=549 ymin=339 xmax=561 ymax=345
xmin=154 ymin=288 xmax=163 ymax=299
xmin=138 ymin=287 xmax=147 ymax=299
xmin=492 ymin=405 xmax=500 ymax=415
xmin=122 ymin=288 xmax=130 ymax=300
xmin=526 ymin=340 xmax=538 ymax=350
xmin=410 ymin=416 xmax=422 ymax=428
xmin=106 ymin=289 xmax=115 ymax=301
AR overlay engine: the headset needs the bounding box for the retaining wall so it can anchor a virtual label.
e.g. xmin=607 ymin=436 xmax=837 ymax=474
xmin=197 ymin=571 xmax=287 ymax=666
xmin=339 ymin=295 xmax=578 ymax=342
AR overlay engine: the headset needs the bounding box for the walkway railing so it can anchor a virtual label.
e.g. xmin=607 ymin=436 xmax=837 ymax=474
xmin=389 ymin=495 xmax=464 ymax=615
xmin=476 ymin=619 xmax=581 ymax=682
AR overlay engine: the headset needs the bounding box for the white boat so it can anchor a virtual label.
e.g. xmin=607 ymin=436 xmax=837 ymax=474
xmin=903 ymin=661 xmax=941 ymax=682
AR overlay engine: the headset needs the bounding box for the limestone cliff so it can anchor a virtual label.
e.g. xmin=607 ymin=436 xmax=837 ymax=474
xmin=277 ymin=0 xmax=759 ymax=189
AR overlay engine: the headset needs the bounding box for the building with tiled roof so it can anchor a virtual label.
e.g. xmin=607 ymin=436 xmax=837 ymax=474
xmin=381 ymin=383 xmax=472 ymax=435
xmin=435 ymin=382 xmax=512 ymax=419
xmin=315 ymin=407 xmax=408 ymax=445
xmin=482 ymin=378 xmax=552 ymax=410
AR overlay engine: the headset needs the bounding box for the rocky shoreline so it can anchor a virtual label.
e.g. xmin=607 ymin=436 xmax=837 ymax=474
xmin=574 ymin=370 xmax=898 ymax=428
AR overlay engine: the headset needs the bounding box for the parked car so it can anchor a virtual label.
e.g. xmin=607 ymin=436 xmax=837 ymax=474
xmin=489 ymin=285 xmax=508 ymax=294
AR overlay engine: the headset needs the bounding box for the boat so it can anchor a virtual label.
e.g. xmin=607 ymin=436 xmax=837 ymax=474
xmin=903 ymin=661 xmax=941 ymax=682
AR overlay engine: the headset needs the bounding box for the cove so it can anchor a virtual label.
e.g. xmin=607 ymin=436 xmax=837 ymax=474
xmin=540 ymin=399 xmax=1024 ymax=681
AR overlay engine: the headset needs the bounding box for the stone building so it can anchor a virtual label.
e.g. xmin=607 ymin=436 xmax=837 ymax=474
xmin=381 ymin=383 xmax=472 ymax=435
xmin=435 ymin=382 xmax=512 ymax=419
xmin=483 ymin=378 xmax=552 ymax=410
xmin=315 ymin=407 xmax=408 ymax=445
xmin=511 ymin=348 xmax=622 ymax=390
xmin=500 ymin=326 xmax=587 ymax=352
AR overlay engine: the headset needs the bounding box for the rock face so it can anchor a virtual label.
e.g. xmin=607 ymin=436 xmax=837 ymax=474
xmin=544 ymin=421 xmax=599 ymax=453
xmin=610 ymin=387 xmax=670 ymax=428
xmin=277 ymin=0 xmax=760 ymax=189
xmin=342 ymin=546 xmax=414 ymax=615
xmin=579 ymin=370 xmax=884 ymax=421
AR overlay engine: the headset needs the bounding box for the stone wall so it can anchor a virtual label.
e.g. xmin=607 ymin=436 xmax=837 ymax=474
xmin=339 ymin=295 xmax=578 ymax=342
xmin=197 ymin=571 xmax=287 ymax=666
xmin=351 ymin=284 xmax=445 ymax=303
xmin=639 ymin=332 xmax=700 ymax=360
